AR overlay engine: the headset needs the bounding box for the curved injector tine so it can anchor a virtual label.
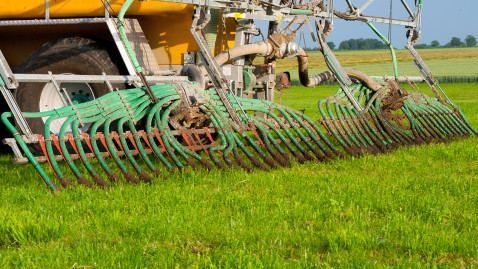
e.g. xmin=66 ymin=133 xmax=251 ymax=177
xmin=199 ymin=105 xmax=231 ymax=169
xmin=145 ymin=95 xmax=179 ymax=173
xmin=245 ymin=105 xmax=310 ymax=164
xmin=275 ymin=107 xmax=332 ymax=160
xmin=334 ymin=102 xmax=369 ymax=154
xmin=346 ymin=107 xmax=387 ymax=153
xmin=71 ymin=119 xmax=110 ymax=188
xmin=250 ymin=116 xmax=291 ymax=165
xmin=37 ymin=134 xmax=73 ymax=188
xmin=275 ymin=107 xmax=324 ymax=162
xmin=250 ymin=120 xmax=289 ymax=167
xmin=231 ymin=147 xmax=254 ymax=172
xmin=42 ymin=113 xmax=80 ymax=187
xmin=327 ymin=98 xmax=363 ymax=157
xmin=155 ymin=101 xmax=187 ymax=171
xmin=232 ymin=132 xmax=268 ymax=170
xmin=117 ymin=117 xmax=154 ymax=183
xmin=210 ymin=103 xmax=246 ymax=168
xmin=233 ymin=122 xmax=278 ymax=169
xmin=208 ymin=96 xmax=304 ymax=164
xmin=210 ymin=104 xmax=274 ymax=169
xmin=284 ymin=105 xmax=344 ymax=158
xmin=127 ymin=120 xmax=166 ymax=179
xmin=57 ymin=116 xmax=94 ymax=187
xmin=222 ymin=96 xmax=313 ymax=163
xmin=254 ymin=121 xmax=290 ymax=167
xmin=89 ymin=118 xmax=122 ymax=184
xmin=245 ymin=107 xmax=308 ymax=163
xmin=103 ymin=117 xmax=141 ymax=184
xmin=318 ymin=98 xmax=355 ymax=157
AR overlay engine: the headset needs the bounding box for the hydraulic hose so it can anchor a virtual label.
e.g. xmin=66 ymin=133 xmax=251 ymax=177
xmin=117 ymin=0 xmax=159 ymax=103
xmin=117 ymin=0 xmax=141 ymax=74
xmin=366 ymin=21 xmax=399 ymax=80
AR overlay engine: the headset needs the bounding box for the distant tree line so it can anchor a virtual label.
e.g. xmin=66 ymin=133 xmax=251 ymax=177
xmin=337 ymin=38 xmax=388 ymax=50
xmin=318 ymin=35 xmax=477 ymax=51
xmin=413 ymin=35 xmax=477 ymax=49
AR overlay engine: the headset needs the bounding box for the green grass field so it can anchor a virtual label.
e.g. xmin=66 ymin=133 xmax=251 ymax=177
xmin=0 ymin=82 xmax=477 ymax=268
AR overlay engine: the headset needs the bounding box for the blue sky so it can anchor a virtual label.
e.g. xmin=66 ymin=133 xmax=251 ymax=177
xmin=256 ymin=0 xmax=478 ymax=49
xmin=326 ymin=0 xmax=478 ymax=48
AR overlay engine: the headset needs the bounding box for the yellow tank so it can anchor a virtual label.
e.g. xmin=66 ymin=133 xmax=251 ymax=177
xmin=0 ymin=0 xmax=235 ymax=67
xmin=0 ymin=0 xmax=193 ymax=19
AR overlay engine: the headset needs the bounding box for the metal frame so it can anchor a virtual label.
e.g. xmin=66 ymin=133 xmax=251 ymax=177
xmin=14 ymin=74 xmax=188 ymax=84
xmin=338 ymin=0 xmax=422 ymax=28
xmin=0 ymin=51 xmax=33 ymax=137
xmin=190 ymin=8 xmax=242 ymax=124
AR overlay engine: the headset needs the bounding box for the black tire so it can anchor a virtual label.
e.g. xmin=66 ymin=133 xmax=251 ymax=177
xmin=15 ymin=37 xmax=123 ymax=151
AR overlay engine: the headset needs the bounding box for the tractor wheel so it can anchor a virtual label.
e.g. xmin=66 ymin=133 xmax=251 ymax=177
xmin=15 ymin=37 xmax=123 ymax=138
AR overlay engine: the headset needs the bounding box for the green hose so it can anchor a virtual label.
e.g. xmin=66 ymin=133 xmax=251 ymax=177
xmin=1 ymin=112 xmax=57 ymax=192
xmin=204 ymin=8 xmax=221 ymax=55
xmin=366 ymin=21 xmax=399 ymax=79
xmin=117 ymin=0 xmax=142 ymax=74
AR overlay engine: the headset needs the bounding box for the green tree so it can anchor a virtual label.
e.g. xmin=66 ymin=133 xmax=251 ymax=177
xmin=431 ymin=40 xmax=440 ymax=47
xmin=415 ymin=44 xmax=430 ymax=49
xmin=327 ymin=42 xmax=336 ymax=50
xmin=339 ymin=41 xmax=349 ymax=50
xmin=450 ymin=37 xmax=464 ymax=47
xmin=358 ymin=39 xmax=369 ymax=50
xmin=465 ymin=35 xmax=477 ymax=47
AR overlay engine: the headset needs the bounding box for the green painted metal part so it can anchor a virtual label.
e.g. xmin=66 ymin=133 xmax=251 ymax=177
xmin=289 ymin=9 xmax=314 ymax=15
xmin=242 ymin=67 xmax=256 ymax=92
xmin=204 ymin=8 xmax=221 ymax=54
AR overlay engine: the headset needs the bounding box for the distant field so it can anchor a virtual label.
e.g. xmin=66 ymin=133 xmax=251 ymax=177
xmin=274 ymin=47 xmax=478 ymax=69
xmin=285 ymin=58 xmax=478 ymax=83
xmin=254 ymin=47 xmax=478 ymax=83
xmin=0 ymin=84 xmax=477 ymax=267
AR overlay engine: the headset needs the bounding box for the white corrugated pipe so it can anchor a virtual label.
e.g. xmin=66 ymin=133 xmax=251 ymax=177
xmin=200 ymin=41 xmax=274 ymax=76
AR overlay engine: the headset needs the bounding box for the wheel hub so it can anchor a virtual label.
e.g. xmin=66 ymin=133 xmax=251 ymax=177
xmin=39 ymin=80 xmax=95 ymax=135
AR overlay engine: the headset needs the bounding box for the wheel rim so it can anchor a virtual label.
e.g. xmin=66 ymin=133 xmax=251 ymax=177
xmin=39 ymin=80 xmax=96 ymax=135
